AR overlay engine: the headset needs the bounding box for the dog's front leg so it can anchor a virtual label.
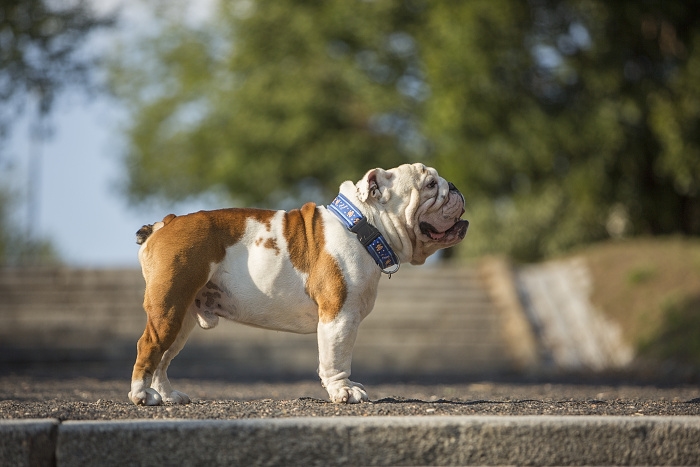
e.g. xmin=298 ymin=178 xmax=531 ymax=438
xmin=317 ymin=313 xmax=368 ymax=403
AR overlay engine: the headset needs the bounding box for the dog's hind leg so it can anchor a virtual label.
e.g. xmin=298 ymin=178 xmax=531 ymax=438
xmin=150 ymin=307 xmax=196 ymax=404
xmin=129 ymin=274 xmax=205 ymax=406
xmin=128 ymin=308 xmax=187 ymax=405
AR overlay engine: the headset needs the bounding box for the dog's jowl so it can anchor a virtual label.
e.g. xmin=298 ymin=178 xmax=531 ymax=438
xmin=129 ymin=163 xmax=468 ymax=405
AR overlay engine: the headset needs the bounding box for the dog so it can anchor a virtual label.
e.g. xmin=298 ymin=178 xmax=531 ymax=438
xmin=128 ymin=163 xmax=468 ymax=405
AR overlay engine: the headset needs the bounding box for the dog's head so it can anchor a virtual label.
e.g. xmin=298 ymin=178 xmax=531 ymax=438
xmin=355 ymin=163 xmax=469 ymax=265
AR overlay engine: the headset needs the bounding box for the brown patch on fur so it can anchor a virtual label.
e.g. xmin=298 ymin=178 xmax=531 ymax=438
xmin=132 ymin=208 xmax=276 ymax=383
xmin=284 ymin=203 xmax=347 ymax=323
xmin=264 ymin=238 xmax=280 ymax=255
xmin=254 ymin=236 xmax=280 ymax=254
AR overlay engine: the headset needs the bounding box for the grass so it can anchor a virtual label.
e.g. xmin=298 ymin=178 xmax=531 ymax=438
xmin=570 ymin=236 xmax=700 ymax=367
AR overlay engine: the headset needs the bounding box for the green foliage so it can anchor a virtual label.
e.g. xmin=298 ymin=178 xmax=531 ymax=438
xmin=110 ymin=0 xmax=425 ymax=207
xmin=109 ymin=0 xmax=700 ymax=260
xmin=422 ymin=0 xmax=700 ymax=260
xmin=0 ymin=0 xmax=114 ymax=140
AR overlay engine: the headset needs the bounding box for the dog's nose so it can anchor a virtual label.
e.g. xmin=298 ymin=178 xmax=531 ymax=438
xmin=448 ymin=182 xmax=465 ymax=205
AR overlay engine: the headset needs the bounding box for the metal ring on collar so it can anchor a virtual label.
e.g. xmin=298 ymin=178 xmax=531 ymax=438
xmin=382 ymin=262 xmax=400 ymax=276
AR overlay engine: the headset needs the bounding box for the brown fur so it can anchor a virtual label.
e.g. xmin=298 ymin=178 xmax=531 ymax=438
xmin=284 ymin=203 xmax=347 ymax=323
xmin=132 ymin=208 xmax=276 ymax=384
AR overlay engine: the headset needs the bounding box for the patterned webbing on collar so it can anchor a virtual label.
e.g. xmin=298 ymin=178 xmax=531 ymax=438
xmin=327 ymin=193 xmax=400 ymax=275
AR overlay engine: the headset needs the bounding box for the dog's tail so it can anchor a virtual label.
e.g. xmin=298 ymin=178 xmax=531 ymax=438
xmin=135 ymin=214 xmax=176 ymax=245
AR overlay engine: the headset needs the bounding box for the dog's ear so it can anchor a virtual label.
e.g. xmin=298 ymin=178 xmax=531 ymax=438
xmin=357 ymin=168 xmax=393 ymax=203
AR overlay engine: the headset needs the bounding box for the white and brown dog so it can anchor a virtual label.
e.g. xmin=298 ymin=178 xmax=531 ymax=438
xmin=129 ymin=163 xmax=468 ymax=405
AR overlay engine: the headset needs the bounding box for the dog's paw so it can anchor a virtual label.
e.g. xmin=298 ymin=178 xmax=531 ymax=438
xmin=128 ymin=387 xmax=163 ymax=406
xmin=162 ymin=390 xmax=191 ymax=405
xmin=326 ymin=380 xmax=368 ymax=404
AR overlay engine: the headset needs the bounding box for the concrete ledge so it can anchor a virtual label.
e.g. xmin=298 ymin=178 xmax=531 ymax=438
xmin=2 ymin=416 xmax=699 ymax=466
xmin=50 ymin=416 xmax=700 ymax=466
xmin=0 ymin=419 xmax=58 ymax=467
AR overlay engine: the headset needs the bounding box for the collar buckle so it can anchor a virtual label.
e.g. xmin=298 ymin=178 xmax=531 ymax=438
xmin=349 ymin=217 xmax=381 ymax=247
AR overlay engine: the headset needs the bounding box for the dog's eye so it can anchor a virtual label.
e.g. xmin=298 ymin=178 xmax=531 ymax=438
xmin=427 ymin=180 xmax=437 ymax=190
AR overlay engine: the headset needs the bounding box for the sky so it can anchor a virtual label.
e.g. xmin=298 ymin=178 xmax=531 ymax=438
xmin=7 ymin=94 xmax=224 ymax=268
xmin=4 ymin=0 xmax=220 ymax=268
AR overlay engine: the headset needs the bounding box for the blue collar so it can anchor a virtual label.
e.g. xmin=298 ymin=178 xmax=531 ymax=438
xmin=327 ymin=193 xmax=400 ymax=276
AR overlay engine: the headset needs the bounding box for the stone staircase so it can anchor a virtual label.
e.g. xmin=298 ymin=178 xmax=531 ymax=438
xmin=0 ymin=264 xmax=516 ymax=379
xmin=356 ymin=265 xmax=512 ymax=376
xmin=0 ymin=268 xmax=145 ymax=363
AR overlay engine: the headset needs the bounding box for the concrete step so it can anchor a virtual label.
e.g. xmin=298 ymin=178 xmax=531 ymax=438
xmin=4 ymin=416 xmax=700 ymax=466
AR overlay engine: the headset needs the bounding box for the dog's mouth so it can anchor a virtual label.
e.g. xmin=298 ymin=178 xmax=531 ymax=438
xmin=420 ymin=219 xmax=469 ymax=242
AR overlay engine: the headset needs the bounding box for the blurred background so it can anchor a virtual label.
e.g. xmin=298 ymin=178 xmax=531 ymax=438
xmin=0 ymin=0 xmax=699 ymax=384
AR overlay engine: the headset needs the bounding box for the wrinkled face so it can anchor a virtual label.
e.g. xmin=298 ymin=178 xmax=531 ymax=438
xmin=356 ymin=163 xmax=469 ymax=265
xmin=401 ymin=163 xmax=469 ymax=263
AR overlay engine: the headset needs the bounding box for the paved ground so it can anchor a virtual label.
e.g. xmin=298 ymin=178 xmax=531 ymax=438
xmin=2 ymin=374 xmax=699 ymax=421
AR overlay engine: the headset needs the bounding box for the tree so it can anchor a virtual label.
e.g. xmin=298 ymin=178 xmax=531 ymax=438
xmin=0 ymin=0 xmax=114 ymax=265
xmin=109 ymin=0 xmax=426 ymax=207
xmin=0 ymin=0 xmax=114 ymax=141
xmin=421 ymin=0 xmax=700 ymax=260
xmin=110 ymin=0 xmax=700 ymax=261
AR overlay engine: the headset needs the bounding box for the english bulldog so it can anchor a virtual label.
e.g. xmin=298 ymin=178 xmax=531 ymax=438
xmin=128 ymin=163 xmax=468 ymax=405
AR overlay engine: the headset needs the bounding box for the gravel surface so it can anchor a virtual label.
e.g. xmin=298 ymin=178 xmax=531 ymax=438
xmin=1 ymin=375 xmax=700 ymax=421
